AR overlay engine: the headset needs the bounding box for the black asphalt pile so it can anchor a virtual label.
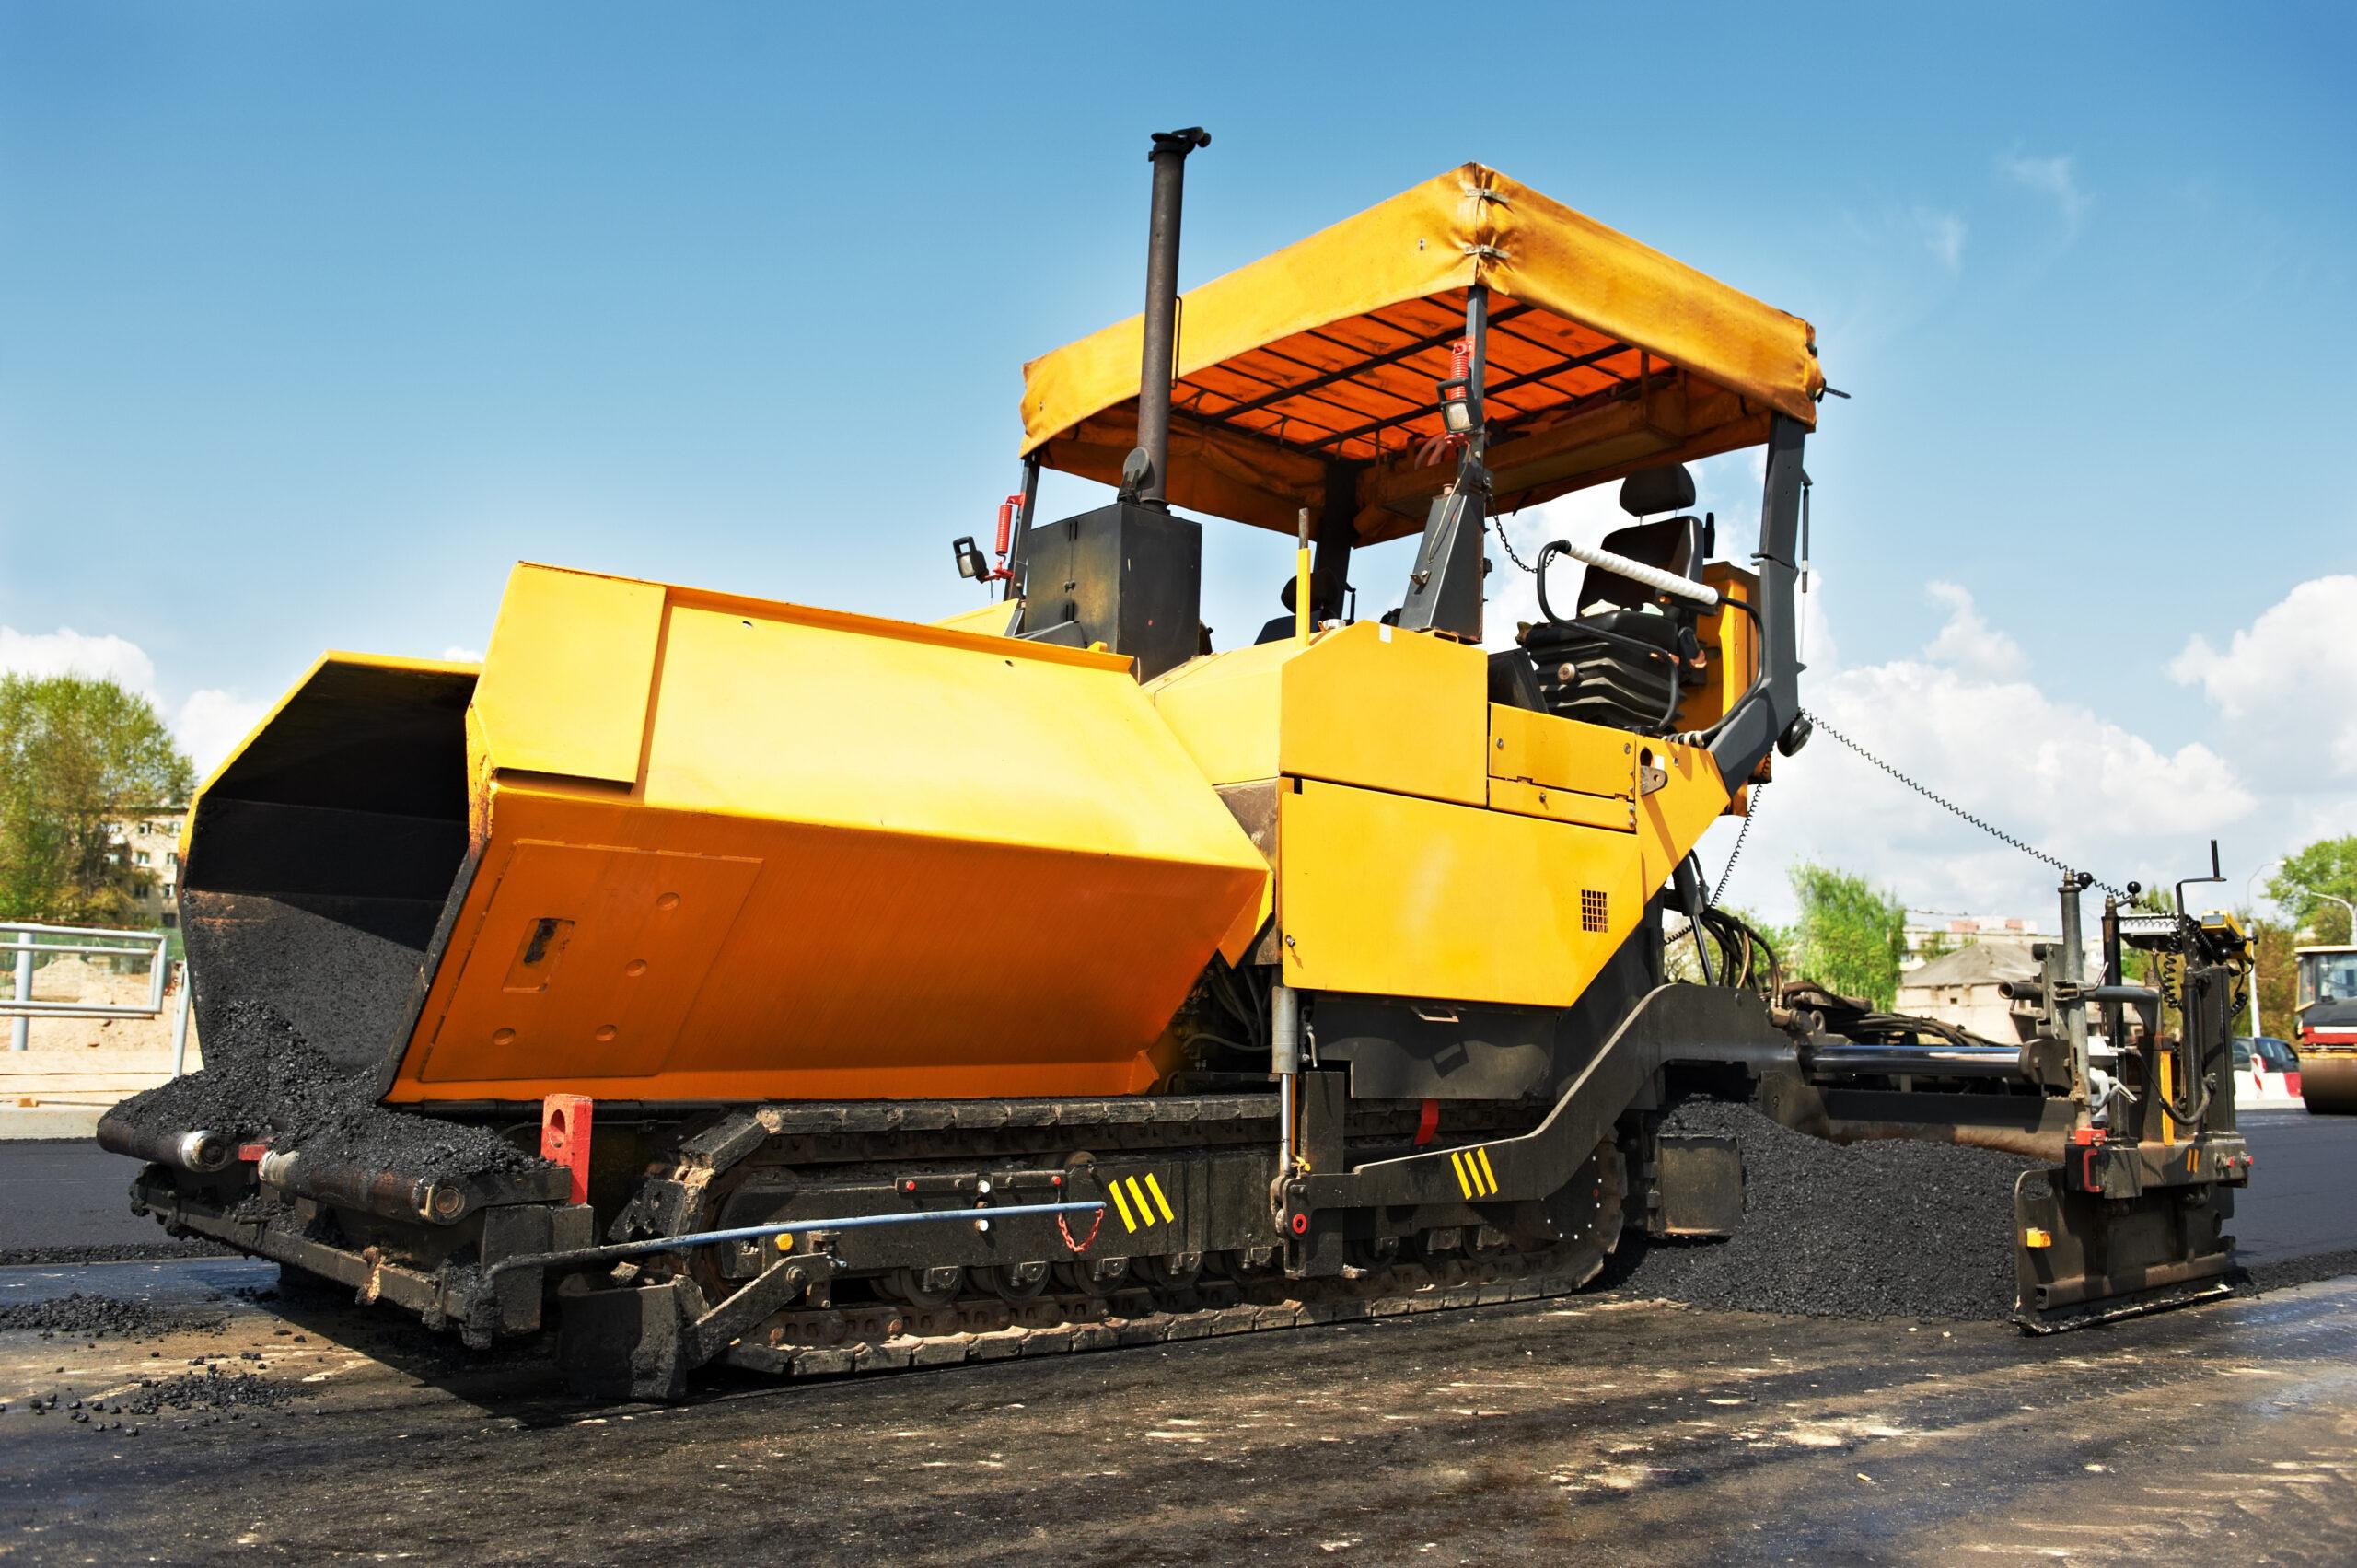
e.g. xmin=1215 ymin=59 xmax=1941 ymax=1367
xmin=0 ymin=1293 xmax=225 ymax=1341
xmin=109 ymin=999 xmax=543 ymax=1184
xmin=2240 ymin=1246 xmax=2357 ymax=1295
xmin=0 ymin=1239 xmax=233 ymax=1267
xmin=1614 ymin=1098 xmax=2033 ymax=1321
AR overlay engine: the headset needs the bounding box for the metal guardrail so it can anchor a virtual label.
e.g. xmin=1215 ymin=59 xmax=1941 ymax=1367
xmin=3 ymin=920 xmax=192 ymax=1072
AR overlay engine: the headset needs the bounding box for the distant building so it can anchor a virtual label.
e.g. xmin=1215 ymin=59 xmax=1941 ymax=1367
xmin=1895 ymin=940 xmax=2042 ymax=1043
xmin=1902 ymin=912 xmax=2043 ymax=971
xmin=102 ymin=807 xmax=188 ymax=928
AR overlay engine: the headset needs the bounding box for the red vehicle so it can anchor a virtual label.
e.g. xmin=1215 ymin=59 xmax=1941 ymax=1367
xmin=2295 ymin=945 xmax=2357 ymax=1113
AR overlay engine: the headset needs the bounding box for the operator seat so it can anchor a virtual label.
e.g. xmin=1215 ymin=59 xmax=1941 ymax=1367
xmin=1516 ymin=463 xmax=1712 ymax=734
xmin=1255 ymin=577 xmax=1346 ymax=645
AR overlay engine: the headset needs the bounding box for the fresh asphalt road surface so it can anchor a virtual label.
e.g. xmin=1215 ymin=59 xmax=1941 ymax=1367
xmin=0 ymin=1140 xmax=159 ymax=1255
xmin=2227 ymin=1108 xmax=2357 ymax=1259
xmin=7 ymin=1105 xmax=2353 ymax=1261
xmin=4 ymin=1257 xmax=2356 ymax=1563
xmin=4 ymin=1109 xmax=2356 ymax=1563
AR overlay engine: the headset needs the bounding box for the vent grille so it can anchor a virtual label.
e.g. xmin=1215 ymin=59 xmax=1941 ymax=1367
xmin=1582 ymin=889 xmax=1609 ymax=933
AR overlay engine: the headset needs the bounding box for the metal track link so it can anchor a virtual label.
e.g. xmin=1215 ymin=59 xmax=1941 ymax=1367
xmin=717 ymin=1245 xmax=1612 ymax=1380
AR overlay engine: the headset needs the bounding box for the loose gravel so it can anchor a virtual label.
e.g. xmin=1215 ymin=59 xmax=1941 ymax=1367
xmin=0 ymin=1292 xmax=225 ymax=1341
xmin=1614 ymin=1099 xmax=2034 ymax=1321
xmin=108 ymin=999 xmax=542 ymax=1184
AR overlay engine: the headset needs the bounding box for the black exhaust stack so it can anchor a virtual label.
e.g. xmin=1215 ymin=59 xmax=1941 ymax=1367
xmin=1128 ymin=127 xmax=1211 ymax=507
xmin=1019 ymin=128 xmax=1210 ymax=680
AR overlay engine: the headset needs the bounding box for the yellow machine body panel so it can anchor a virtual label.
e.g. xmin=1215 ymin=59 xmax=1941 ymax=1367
xmin=1674 ymin=563 xmax=1760 ymax=738
xmin=1142 ymin=612 xmax=1736 ymax=1008
xmin=1486 ymin=705 xmax=1639 ymax=831
xmin=187 ymin=575 xmax=1738 ymax=1105
xmin=471 ymin=569 xmax=665 ymax=786
xmin=1276 ymin=779 xmax=1647 ymax=1005
xmin=1147 ymin=620 xmax=1486 ymax=804
xmin=930 ymin=598 xmax=1021 ymax=637
xmin=376 ymin=563 xmax=1269 ymax=1104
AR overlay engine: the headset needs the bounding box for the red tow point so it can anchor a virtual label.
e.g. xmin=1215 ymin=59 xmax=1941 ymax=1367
xmin=1290 ymin=1212 xmax=1310 ymax=1236
xmin=540 ymin=1094 xmax=593 ymax=1205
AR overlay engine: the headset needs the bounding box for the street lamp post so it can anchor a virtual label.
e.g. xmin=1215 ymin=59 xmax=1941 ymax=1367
xmin=2304 ymin=891 xmax=2357 ymax=940
xmin=2247 ymin=858 xmax=2283 ymax=1040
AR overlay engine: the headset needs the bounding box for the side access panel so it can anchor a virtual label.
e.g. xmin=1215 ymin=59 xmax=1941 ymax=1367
xmin=1275 ymin=778 xmax=1642 ymax=1007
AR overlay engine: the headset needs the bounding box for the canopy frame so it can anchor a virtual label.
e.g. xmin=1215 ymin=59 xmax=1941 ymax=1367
xmin=1020 ymin=164 xmax=1821 ymax=548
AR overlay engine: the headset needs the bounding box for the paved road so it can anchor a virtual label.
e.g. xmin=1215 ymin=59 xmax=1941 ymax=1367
xmin=2229 ymin=1109 xmax=2356 ymax=1259
xmin=0 ymin=1141 xmax=157 ymax=1256
xmin=3 ymin=1112 xmax=2354 ymax=1562
xmin=3 ymin=1257 xmax=2355 ymax=1563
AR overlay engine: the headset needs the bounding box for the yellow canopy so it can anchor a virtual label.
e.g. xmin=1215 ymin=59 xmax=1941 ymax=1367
xmin=1021 ymin=164 xmax=1822 ymax=544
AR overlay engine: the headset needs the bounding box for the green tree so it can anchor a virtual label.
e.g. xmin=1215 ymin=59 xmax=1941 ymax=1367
xmin=0 ymin=674 xmax=195 ymax=925
xmin=1788 ymin=862 xmax=1908 ymax=1008
xmin=2267 ymin=836 xmax=2357 ymax=945
xmin=2247 ymin=916 xmax=2299 ymax=1041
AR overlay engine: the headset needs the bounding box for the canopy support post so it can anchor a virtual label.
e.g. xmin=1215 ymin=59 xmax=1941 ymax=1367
xmin=1308 ymin=460 xmax=1361 ymax=622
xmin=1003 ymin=455 xmax=1040 ymax=608
xmin=1707 ymin=412 xmax=1808 ymax=783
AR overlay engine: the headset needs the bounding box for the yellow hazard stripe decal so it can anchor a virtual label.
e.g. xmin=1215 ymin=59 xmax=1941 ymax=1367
xmin=1124 ymin=1176 xmax=1155 ymax=1228
xmin=1109 ymin=1179 xmax=1137 ymax=1232
xmin=1448 ymin=1147 xmax=1498 ymax=1198
xmin=1144 ymin=1172 xmax=1177 ymax=1224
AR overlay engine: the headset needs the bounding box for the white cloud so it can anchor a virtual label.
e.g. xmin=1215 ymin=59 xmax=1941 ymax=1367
xmin=441 ymin=645 xmax=486 ymax=663
xmin=2000 ymin=151 xmax=2090 ymax=233
xmin=1692 ymin=583 xmax=2256 ymax=924
xmin=2 ymin=623 xmax=264 ymax=781
xmin=174 ymin=690 xmax=270 ymax=777
xmin=1472 ymin=519 xmax=2242 ymax=923
xmin=1486 ymin=488 xmax=1629 ymax=642
xmin=0 ymin=626 xmax=157 ymax=691
xmin=1921 ymin=581 xmax=2026 ymax=679
xmin=1913 ymin=208 xmax=1968 ymax=272
xmin=2169 ymin=575 xmax=2357 ymax=779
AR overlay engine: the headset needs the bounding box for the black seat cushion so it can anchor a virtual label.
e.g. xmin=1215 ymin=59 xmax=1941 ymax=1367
xmin=1581 ymin=518 xmax=1699 ymax=610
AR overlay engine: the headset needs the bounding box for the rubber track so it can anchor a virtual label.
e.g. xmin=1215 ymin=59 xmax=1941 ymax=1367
xmin=719 ymin=1245 xmax=1614 ymax=1380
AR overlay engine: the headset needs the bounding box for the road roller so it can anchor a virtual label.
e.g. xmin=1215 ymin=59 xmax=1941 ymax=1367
xmin=104 ymin=131 xmax=2260 ymax=1396
xmin=2295 ymin=944 xmax=2357 ymax=1112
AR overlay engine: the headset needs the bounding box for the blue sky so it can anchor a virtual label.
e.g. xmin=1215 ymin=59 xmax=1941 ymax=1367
xmin=4 ymin=3 xmax=2352 ymax=923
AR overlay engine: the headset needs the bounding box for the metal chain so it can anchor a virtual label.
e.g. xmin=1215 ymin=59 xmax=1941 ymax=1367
xmin=1710 ymin=778 xmax=1762 ymax=906
xmin=1490 ymin=517 xmax=1537 ymax=574
xmin=1801 ymin=708 xmax=2128 ymax=900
